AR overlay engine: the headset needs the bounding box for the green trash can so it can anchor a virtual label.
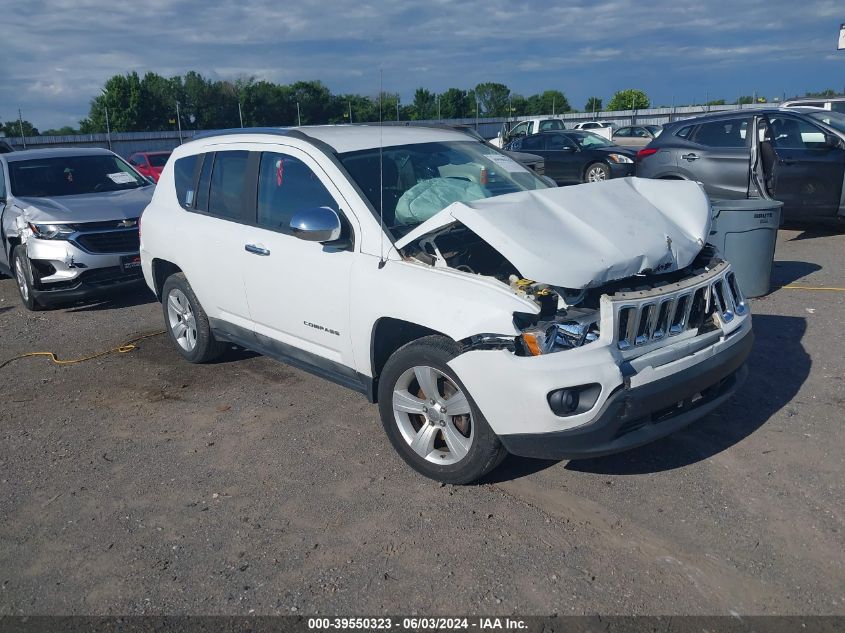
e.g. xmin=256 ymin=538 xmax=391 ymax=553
xmin=708 ymin=199 xmax=782 ymax=298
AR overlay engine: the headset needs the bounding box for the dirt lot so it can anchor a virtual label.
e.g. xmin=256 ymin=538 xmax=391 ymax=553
xmin=0 ymin=226 xmax=843 ymax=616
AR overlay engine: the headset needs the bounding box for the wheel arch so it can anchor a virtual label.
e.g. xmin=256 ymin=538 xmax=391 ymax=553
xmin=369 ymin=317 xmax=451 ymax=402
xmin=151 ymin=258 xmax=183 ymax=300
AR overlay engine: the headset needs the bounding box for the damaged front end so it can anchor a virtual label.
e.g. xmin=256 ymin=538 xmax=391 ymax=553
xmin=394 ymin=179 xmax=746 ymax=364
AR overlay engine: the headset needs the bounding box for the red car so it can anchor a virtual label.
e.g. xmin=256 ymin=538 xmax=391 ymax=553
xmin=128 ymin=151 xmax=171 ymax=182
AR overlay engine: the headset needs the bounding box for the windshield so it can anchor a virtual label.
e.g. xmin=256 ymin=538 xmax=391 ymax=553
xmin=339 ymin=140 xmax=549 ymax=238
xmin=148 ymin=153 xmax=171 ymax=167
xmin=645 ymin=125 xmax=662 ymax=136
xmin=806 ymin=111 xmax=845 ymax=134
xmin=9 ymin=154 xmax=148 ymax=197
xmin=571 ymin=132 xmax=614 ymax=148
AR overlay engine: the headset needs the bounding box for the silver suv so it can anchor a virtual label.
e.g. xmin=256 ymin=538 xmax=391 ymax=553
xmin=0 ymin=148 xmax=154 ymax=310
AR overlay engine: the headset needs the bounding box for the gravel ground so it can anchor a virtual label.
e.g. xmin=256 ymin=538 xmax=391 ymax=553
xmin=0 ymin=226 xmax=843 ymax=616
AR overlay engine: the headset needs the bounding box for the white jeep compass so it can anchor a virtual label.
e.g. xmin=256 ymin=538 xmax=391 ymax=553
xmin=140 ymin=126 xmax=752 ymax=483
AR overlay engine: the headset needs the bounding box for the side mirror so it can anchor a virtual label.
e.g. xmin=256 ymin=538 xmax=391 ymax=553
xmin=290 ymin=206 xmax=342 ymax=243
xmin=824 ymin=134 xmax=842 ymax=149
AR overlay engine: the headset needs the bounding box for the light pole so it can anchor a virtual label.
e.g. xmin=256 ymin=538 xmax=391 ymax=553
xmin=175 ymin=100 xmax=183 ymax=143
xmin=238 ymin=101 xmax=244 ymax=128
xmin=17 ymin=109 xmax=27 ymax=149
xmin=296 ymin=101 xmax=301 ymax=126
xmin=396 ymin=98 xmax=400 ymax=122
xmin=436 ymin=94 xmax=440 ymax=121
xmin=348 ymin=100 xmax=352 ymax=123
xmin=100 ymin=88 xmax=112 ymax=150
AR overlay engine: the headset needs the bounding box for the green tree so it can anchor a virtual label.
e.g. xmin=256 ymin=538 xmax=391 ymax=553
xmin=2 ymin=119 xmax=39 ymax=136
xmin=805 ymin=89 xmax=837 ymax=98
xmin=438 ymin=88 xmax=472 ymax=119
xmin=705 ymin=99 xmax=726 ymax=105
xmin=736 ymin=95 xmax=753 ymax=105
xmin=41 ymin=126 xmax=78 ymax=136
xmin=411 ymin=88 xmax=436 ymax=120
xmin=607 ymin=89 xmax=649 ymax=111
xmin=532 ymin=90 xmax=570 ymax=115
xmin=584 ymin=96 xmax=602 ymax=113
xmin=474 ymin=82 xmax=510 ymax=117
xmin=80 ymin=71 xmax=143 ymax=132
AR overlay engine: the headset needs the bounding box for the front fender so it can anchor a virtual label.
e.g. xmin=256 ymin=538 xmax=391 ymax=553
xmin=349 ymin=255 xmax=538 ymax=376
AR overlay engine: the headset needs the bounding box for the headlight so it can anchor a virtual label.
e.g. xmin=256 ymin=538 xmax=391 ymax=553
xmin=518 ymin=318 xmax=600 ymax=356
xmin=28 ymin=223 xmax=75 ymax=240
xmin=607 ymin=153 xmax=633 ymax=164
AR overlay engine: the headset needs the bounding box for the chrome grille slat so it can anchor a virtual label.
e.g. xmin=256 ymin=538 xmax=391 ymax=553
xmin=610 ymin=266 xmax=744 ymax=351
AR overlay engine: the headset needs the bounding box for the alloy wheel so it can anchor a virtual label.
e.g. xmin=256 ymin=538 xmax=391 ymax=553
xmin=166 ymin=288 xmax=198 ymax=351
xmin=392 ymin=365 xmax=474 ymax=465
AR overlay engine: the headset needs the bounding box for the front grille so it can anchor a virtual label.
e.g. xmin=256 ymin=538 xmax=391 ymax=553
xmin=73 ymin=229 xmax=139 ymax=254
xmin=610 ymin=263 xmax=745 ymax=351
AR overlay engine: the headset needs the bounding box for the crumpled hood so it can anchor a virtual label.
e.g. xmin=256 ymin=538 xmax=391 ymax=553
xmin=395 ymin=177 xmax=711 ymax=289
xmin=15 ymin=186 xmax=155 ymax=223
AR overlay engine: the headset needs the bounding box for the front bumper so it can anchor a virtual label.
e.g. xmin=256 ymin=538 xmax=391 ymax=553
xmin=500 ymin=329 xmax=752 ymax=460
xmin=26 ymin=237 xmax=143 ymax=305
xmin=609 ymin=162 xmax=636 ymax=178
xmin=448 ymin=317 xmax=753 ymax=460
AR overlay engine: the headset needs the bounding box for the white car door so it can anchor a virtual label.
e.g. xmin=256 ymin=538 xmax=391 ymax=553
xmin=239 ymin=147 xmax=358 ymax=377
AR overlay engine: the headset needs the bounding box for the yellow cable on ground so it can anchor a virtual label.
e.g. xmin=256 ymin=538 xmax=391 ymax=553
xmin=781 ymin=285 xmax=845 ymax=292
xmin=0 ymin=330 xmax=166 ymax=370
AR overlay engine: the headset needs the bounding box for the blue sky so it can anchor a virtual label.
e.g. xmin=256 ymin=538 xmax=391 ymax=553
xmin=0 ymin=0 xmax=843 ymax=129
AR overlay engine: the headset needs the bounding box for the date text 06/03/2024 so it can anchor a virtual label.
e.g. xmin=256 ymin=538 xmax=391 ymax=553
xmin=306 ymin=617 xmax=528 ymax=630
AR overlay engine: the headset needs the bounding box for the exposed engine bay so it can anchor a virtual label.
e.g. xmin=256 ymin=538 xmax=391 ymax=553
xmin=401 ymin=225 xmax=724 ymax=357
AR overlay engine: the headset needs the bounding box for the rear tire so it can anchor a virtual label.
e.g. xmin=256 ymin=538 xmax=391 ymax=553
xmin=161 ymin=273 xmax=226 ymax=363
xmin=377 ymin=335 xmax=507 ymax=484
xmin=584 ymin=162 xmax=610 ymax=183
xmin=12 ymin=246 xmax=44 ymax=311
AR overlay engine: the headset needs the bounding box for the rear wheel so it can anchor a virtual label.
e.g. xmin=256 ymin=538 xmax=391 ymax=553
xmin=161 ymin=273 xmax=226 ymax=363
xmin=378 ymin=336 xmax=507 ymax=484
xmin=12 ymin=246 xmax=44 ymax=311
xmin=584 ymin=162 xmax=610 ymax=183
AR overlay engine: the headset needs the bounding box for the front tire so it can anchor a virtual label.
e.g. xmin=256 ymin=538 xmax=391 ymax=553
xmin=161 ymin=273 xmax=226 ymax=363
xmin=377 ymin=336 xmax=507 ymax=484
xmin=13 ymin=246 xmax=44 ymax=311
xmin=584 ymin=162 xmax=610 ymax=183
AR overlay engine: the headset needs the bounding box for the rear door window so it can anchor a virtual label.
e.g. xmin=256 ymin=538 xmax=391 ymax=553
xmin=690 ymin=118 xmax=750 ymax=147
xmin=539 ymin=119 xmax=564 ymax=131
xmin=207 ymin=151 xmax=249 ymax=219
xmin=519 ymin=135 xmax=544 ymax=151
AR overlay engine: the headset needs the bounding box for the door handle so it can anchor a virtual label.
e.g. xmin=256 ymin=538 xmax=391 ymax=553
xmin=681 ymin=153 xmax=699 ymax=161
xmin=244 ymin=244 xmax=270 ymax=256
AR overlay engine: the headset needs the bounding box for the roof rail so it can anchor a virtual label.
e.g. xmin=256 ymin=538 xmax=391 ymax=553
xmin=191 ymin=127 xmax=293 ymax=141
xmin=189 ymin=127 xmax=340 ymax=158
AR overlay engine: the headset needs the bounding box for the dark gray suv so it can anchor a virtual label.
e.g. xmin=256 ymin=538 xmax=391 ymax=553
xmin=636 ymin=108 xmax=845 ymax=221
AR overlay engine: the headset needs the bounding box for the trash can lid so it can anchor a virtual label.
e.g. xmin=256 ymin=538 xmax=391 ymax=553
xmin=710 ymin=198 xmax=784 ymax=212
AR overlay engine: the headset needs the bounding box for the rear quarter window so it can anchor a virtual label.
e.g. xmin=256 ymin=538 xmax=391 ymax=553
xmin=173 ymin=154 xmax=198 ymax=208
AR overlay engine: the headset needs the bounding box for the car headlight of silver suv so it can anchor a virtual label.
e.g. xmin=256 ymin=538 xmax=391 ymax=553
xmin=28 ymin=223 xmax=75 ymax=240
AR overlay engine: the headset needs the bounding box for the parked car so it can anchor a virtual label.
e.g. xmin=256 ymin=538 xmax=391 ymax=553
xmin=612 ymin=125 xmax=663 ymax=148
xmin=636 ymin=108 xmax=845 ymax=221
xmin=0 ymin=139 xmax=13 ymax=154
xmin=781 ymin=96 xmax=845 ymax=113
xmin=140 ymin=126 xmax=752 ymax=483
xmin=506 ymin=130 xmax=635 ymax=184
xmin=491 ymin=117 xmax=566 ymax=148
xmin=128 ymin=150 xmax=172 ymax=182
xmin=446 ymin=124 xmax=550 ymax=181
xmin=0 ymin=148 xmax=154 ymax=309
xmin=572 ymin=121 xmax=613 ymax=130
